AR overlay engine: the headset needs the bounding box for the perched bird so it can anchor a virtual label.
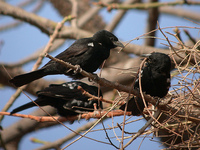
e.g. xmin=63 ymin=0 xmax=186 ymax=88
xmin=10 ymin=81 xmax=103 ymax=117
xmin=120 ymin=52 xmax=171 ymax=115
xmin=10 ymin=30 xmax=124 ymax=87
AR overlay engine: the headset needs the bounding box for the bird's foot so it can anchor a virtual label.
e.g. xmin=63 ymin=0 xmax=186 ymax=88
xmin=155 ymin=98 xmax=160 ymax=107
xmin=93 ymin=103 xmax=97 ymax=111
xmin=92 ymin=103 xmax=101 ymax=118
xmin=77 ymin=113 xmax=82 ymax=122
xmin=88 ymin=73 xmax=99 ymax=82
xmin=74 ymin=65 xmax=82 ymax=74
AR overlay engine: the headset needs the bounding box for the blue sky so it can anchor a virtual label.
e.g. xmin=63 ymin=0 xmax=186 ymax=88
xmin=0 ymin=1 xmax=200 ymax=150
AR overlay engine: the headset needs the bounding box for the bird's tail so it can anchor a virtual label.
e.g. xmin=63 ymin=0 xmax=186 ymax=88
xmin=9 ymin=69 xmax=46 ymax=87
xmin=10 ymin=98 xmax=47 ymax=114
xmin=119 ymin=97 xmax=147 ymax=116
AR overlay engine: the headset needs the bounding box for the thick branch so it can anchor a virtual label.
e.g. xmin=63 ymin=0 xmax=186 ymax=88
xmin=144 ymin=0 xmax=159 ymax=46
xmin=0 ymin=1 xmax=92 ymax=39
xmin=105 ymin=0 xmax=136 ymax=32
xmin=0 ymin=1 xmax=56 ymax=35
xmin=95 ymin=1 xmax=200 ymax=10
xmin=159 ymin=7 xmax=200 ymax=22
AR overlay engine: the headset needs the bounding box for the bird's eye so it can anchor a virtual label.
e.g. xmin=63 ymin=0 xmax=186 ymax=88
xmin=110 ymin=37 xmax=115 ymax=41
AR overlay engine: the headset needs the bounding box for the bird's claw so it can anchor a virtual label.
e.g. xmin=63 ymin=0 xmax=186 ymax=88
xmin=155 ymin=98 xmax=160 ymax=107
xmin=88 ymin=73 xmax=99 ymax=82
xmin=77 ymin=113 xmax=82 ymax=122
xmin=74 ymin=65 xmax=82 ymax=74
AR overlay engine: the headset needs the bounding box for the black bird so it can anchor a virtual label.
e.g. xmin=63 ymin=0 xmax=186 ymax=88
xmin=10 ymin=81 xmax=103 ymax=117
xmin=120 ymin=52 xmax=171 ymax=115
xmin=10 ymin=30 xmax=124 ymax=87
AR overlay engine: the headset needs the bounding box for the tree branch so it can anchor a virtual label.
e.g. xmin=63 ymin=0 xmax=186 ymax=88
xmin=0 ymin=1 xmax=91 ymax=39
xmin=0 ymin=110 xmax=131 ymax=122
xmin=94 ymin=1 xmax=200 ymax=11
xmin=144 ymin=0 xmax=159 ymax=46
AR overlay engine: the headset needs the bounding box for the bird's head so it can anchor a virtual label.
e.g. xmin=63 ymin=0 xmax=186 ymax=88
xmin=142 ymin=52 xmax=171 ymax=72
xmin=93 ymin=30 xmax=124 ymax=49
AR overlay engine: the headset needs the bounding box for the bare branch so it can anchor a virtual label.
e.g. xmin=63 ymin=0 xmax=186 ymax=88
xmin=105 ymin=0 xmax=136 ymax=32
xmin=159 ymin=7 xmax=200 ymax=22
xmin=0 ymin=111 xmax=131 ymax=122
xmin=144 ymin=0 xmax=159 ymax=46
xmin=123 ymin=109 xmax=162 ymax=149
xmin=94 ymin=1 xmax=200 ymax=10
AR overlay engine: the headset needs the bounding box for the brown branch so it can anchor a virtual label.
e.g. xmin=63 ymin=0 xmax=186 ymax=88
xmin=49 ymin=0 xmax=108 ymax=32
xmin=0 ymin=0 xmax=46 ymax=31
xmin=159 ymin=7 xmax=200 ymax=22
xmin=144 ymin=0 xmax=159 ymax=46
xmin=94 ymin=1 xmax=200 ymax=10
xmin=35 ymin=120 xmax=107 ymax=150
xmin=16 ymin=0 xmax=35 ymax=8
xmin=76 ymin=0 xmax=115 ymax=29
xmin=2 ymin=106 xmax=133 ymax=149
xmin=70 ymin=0 xmax=78 ymax=28
xmin=183 ymin=29 xmax=197 ymax=44
xmin=105 ymin=0 xmax=136 ymax=32
xmin=123 ymin=109 xmax=161 ymax=149
xmin=0 ymin=1 xmax=56 ymax=35
xmin=0 ymin=110 xmax=131 ymax=122
xmin=1 ymin=106 xmax=57 ymax=145
xmin=77 ymin=86 xmax=125 ymax=105
xmin=157 ymin=22 xmax=184 ymax=59
xmin=0 ymin=1 xmax=90 ymax=39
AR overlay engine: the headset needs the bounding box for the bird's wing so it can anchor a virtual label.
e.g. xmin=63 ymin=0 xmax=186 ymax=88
xmin=36 ymin=84 xmax=83 ymax=100
xmin=55 ymin=38 xmax=94 ymax=60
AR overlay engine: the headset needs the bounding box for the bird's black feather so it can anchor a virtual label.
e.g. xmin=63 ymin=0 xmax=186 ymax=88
xmin=10 ymin=30 xmax=124 ymax=87
xmin=120 ymin=52 xmax=171 ymax=115
xmin=119 ymin=97 xmax=145 ymax=116
xmin=10 ymin=81 xmax=103 ymax=117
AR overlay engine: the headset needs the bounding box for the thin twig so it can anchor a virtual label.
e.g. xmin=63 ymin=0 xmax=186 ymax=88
xmin=157 ymin=21 xmax=184 ymax=59
xmin=0 ymin=111 xmax=131 ymax=122
xmin=77 ymin=86 xmax=124 ymax=105
xmin=34 ymin=120 xmax=112 ymax=150
xmin=123 ymin=109 xmax=161 ymax=149
xmin=101 ymin=122 xmax=119 ymax=149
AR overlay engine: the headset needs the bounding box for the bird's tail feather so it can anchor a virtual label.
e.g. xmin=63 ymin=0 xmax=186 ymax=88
xmin=10 ymin=102 xmax=36 ymax=114
xmin=9 ymin=69 xmax=46 ymax=87
xmin=10 ymin=98 xmax=47 ymax=114
xmin=119 ymin=97 xmax=146 ymax=116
